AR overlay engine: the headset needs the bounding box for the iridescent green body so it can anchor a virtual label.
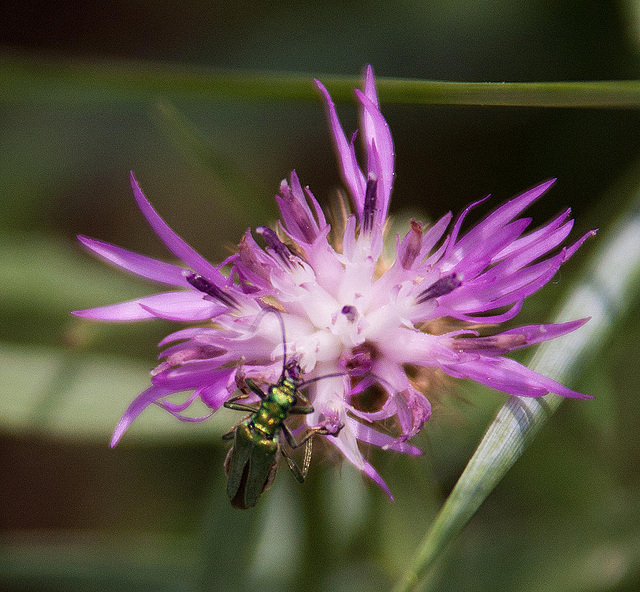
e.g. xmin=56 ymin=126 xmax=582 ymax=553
xmin=223 ymin=367 xmax=321 ymax=509
xmin=252 ymin=377 xmax=298 ymax=438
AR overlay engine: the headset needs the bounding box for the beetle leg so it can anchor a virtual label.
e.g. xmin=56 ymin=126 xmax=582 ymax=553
xmin=313 ymin=422 xmax=345 ymax=437
xmin=280 ymin=446 xmax=305 ymax=483
xmin=281 ymin=423 xmax=300 ymax=448
xmin=282 ymin=424 xmax=319 ymax=448
xmin=225 ymin=382 xmax=266 ymax=413
xmin=244 ymin=378 xmax=267 ymax=399
xmin=279 ymin=431 xmax=315 ymax=481
xmin=289 ymin=404 xmax=314 ymax=414
xmin=290 ymin=391 xmax=314 ymax=414
xmin=227 ymin=392 xmax=252 ymax=402
xmin=222 ymin=427 xmax=235 ymax=440
xmin=224 ymin=401 xmax=259 ymax=413
xmin=302 ymin=437 xmax=313 ymax=478
xmin=283 ymin=422 xmax=345 ymax=449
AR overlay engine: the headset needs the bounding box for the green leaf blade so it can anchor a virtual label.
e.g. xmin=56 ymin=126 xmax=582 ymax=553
xmin=394 ymin=181 xmax=640 ymax=592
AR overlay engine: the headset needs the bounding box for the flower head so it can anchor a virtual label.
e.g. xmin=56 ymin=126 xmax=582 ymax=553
xmin=74 ymin=66 xmax=594 ymax=498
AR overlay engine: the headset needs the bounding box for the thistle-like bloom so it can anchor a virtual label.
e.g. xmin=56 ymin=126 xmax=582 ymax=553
xmin=74 ymin=66 xmax=594 ymax=496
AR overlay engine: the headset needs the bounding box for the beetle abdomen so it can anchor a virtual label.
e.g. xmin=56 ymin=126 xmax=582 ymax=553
xmin=225 ymin=422 xmax=281 ymax=509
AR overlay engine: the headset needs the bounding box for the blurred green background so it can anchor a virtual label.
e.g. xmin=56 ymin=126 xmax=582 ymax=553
xmin=2 ymin=1 xmax=640 ymax=591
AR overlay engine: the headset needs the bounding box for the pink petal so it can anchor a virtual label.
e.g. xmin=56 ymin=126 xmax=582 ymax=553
xmin=314 ymin=80 xmax=366 ymax=212
xmin=441 ymin=355 xmax=592 ymax=399
xmin=111 ymin=385 xmax=174 ymax=446
xmin=73 ymin=291 xmax=220 ymax=322
xmin=449 ymin=318 xmax=590 ymax=354
xmin=139 ymin=293 xmax=224 ymax=321
xmin=355 ymin=87 xmax=394 ymax=213
xmin=78 ymin=236 xmax=190 ymax=286
xmin=351 ymin=420 xmax=422 ymax=455
xmin=492 ymin=209 xmax=572 ymax=263
xmin=330 ymin=425 xmax=393 ymax=499
xmin=130 ymin=172 xmax=223 ymax=284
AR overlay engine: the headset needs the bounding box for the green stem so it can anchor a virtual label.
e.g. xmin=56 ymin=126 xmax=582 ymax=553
xmin=3 ymin=52 xmax=640 ymax=108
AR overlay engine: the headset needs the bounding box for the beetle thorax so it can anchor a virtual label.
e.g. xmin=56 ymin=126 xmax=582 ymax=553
xmin=250 ymin=385 xmax=294 ymax=438
xmin=268 ymin=380 xmax=297 ymax=409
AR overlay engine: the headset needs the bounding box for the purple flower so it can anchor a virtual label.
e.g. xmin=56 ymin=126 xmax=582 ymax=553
xmin=74 ymin=66 xmax=594 ymax=497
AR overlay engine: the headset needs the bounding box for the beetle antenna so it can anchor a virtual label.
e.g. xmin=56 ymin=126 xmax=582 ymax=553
xmin=249 ymin=306 xmax=288 ymax=377
xmin=350 ymin=372 xmax=399 ymax=397
xmin=299 ymin=370 xmax=398 ymax=396
xmin=298 ymin=372 xmax=348 ymax=388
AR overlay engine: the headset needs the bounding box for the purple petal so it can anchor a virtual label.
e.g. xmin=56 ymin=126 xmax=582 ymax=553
xmin=449 ymin=318 xmax=590 ymax=354
xmin=397 ymin=220 xmax=423 ymax=270
xmin=111 ymin=385 xmax=174 ymax=446
xmin=419 ymin=212 xmax=453 ymax=259
xmin=469 ymin=254 xmax=563 ymax=310
xmin=158 ymin=327 xmax=215 ymax=346
xmin=446 ymin=196 xmax=490 ymax=253
xmin=489 ymin=318 xmax=590 ymax=349
xmin=363 ymin=65 xmax=379 ymax=107
xmin=159 ymin=408 xmax=214 ymax=422
xmin=330 ymin=425 xmax=393 ymax=499
xmin=492 ymin=209 xmax=572 ymax=263
xmin=351 ymin=420 xmax=422 ymax=455
xmin=139 ymin=294 xmax=224 ymax=322
xmin=156 ymin=393 xmax=215 ymax=422
xmin=439 ymin=251 xmax=565 ymax=314
xmin=441 ymin=355 xmax=593 ymax=399
xmin=305 ymin=185 xmax=327 ymax=229
xmin=393 ymin=387 xmax=432 ymax=440
xmin=152 ymin=363 xmax=226 ymax=390
xmin=235 ymin=229 xmax=279 ymax=290
xmin=430 ymin=300 xmax=524 ymax=324
xmin=78 ymin=236 xmax=190 ymax=287
xmin=444 ymin=218 xmax=532 ymax=277
xmin=129 ymin=172 xmax=223 ymax=283
xmin=197 ymin=367 xmax=237 ymax=409
xmin=564 ymin=229 xmax=598 ymax=260
xmin=157 ymin=390 xmax=201 ymax=413
xmin=355 ymin=85 xmax=394 ymax=220
xmin=73 ymin=301 xmax=156 ymax=322
xmin=276 ymin=171 xmax=321 ymax=244
xmin=490 ymin=224 xmax=574 ymax=275
xmin=73 ymin=291 xmax=221 ymax=322
xmin=314 ymin=80 xmax=366 ymax=213
xmin=471 ymin=179 xmax=556 ymax=240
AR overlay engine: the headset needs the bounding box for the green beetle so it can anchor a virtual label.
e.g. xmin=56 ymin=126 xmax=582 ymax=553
xmin=222 ymin=310 xmax=343 ymax=509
